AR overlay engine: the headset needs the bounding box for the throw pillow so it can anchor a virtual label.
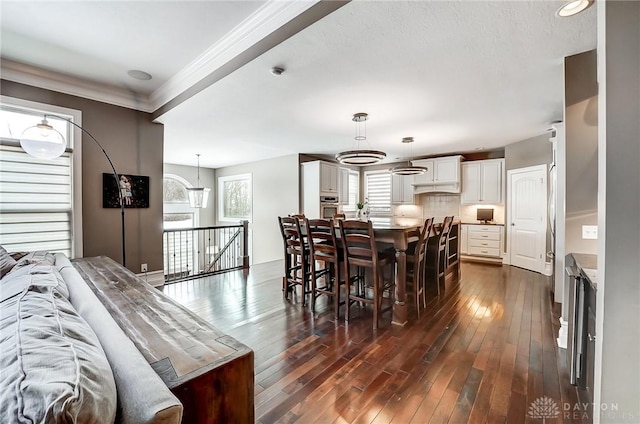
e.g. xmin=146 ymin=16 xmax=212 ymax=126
xmin=0 ymin=246 xmax=16 ymax=279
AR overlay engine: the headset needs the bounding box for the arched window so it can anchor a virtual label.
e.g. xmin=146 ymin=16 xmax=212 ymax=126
xmin=163 ymin=174 xmax=195 ymax=229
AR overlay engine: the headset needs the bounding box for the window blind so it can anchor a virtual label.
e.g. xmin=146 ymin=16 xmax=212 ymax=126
xmin=364 ymin=170 xmax=392 ymax=215
xmin=0 ymin=143 xmax=73 ymax=256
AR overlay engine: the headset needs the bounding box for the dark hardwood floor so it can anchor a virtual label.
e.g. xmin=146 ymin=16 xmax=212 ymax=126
xmin=162 ymin=261 xmax=584 ymax=424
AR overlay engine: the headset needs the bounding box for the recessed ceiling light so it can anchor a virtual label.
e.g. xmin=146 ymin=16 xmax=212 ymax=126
xmin=127 ymin=70 xmax=152 ymax=81
xmin=556 ymin=0 xmax=593 ymax=17
xmin=270 ymin=67 xmax=285 ymax=76
xmin=475 ymin=147 xmax=484 ymax=151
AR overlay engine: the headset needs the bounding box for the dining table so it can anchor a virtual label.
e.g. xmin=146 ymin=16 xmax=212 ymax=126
xmin=367 ymin=217 xmax=424 ymax=326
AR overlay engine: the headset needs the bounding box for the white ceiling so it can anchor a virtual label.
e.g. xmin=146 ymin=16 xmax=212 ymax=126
xmin=0 ymin=1 xmax=597 ymax=169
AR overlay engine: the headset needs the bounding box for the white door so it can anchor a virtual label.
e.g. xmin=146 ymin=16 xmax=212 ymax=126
xmin=507 ymin=165 xmax=547 ymax=273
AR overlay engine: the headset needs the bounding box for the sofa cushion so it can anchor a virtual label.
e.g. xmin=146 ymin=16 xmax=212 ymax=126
xmin=0 ymin=262 xmax=117 ymax=423
xmin=0 ymin=246 xmax=16 ymax=279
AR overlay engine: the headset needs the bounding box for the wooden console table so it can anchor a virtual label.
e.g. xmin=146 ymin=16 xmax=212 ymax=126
xmin=73 ymin=256 xmax=254 ymax=424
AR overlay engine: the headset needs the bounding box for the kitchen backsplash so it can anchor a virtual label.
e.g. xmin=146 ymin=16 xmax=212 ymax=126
xmin=415 ymin=193 xmax=505 ymax=224
xmin=459 ymin=203 xmax=505 ymax=224
xmin=419 ymin=194 xmax=460 ymax=221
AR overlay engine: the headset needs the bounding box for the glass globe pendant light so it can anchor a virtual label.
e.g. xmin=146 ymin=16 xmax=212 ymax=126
xmin=19 ymin=118 xmax=67 ymax=159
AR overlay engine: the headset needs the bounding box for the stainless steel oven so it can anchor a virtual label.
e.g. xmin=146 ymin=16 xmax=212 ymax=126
xmin=320 ymin=196 xmax=339 ymax=219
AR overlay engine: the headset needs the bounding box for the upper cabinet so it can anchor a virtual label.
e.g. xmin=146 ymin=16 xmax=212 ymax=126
xmin=319 ymin=162 xmax=338 ymax=196
xmin=461 ymin=159 xmax=504 ymax=204
xmin=412 ymin=155 xmax=463 ymax=194
xmin=391 ymin=173 xmax=415 ymax=204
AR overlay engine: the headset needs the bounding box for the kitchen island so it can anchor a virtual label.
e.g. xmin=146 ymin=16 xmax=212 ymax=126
xmin=368 ymin=217 xmax=460 ymax=326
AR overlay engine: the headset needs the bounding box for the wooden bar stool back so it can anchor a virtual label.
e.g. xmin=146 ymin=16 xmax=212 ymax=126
xmin=305 ymin=218 xmax=345 ymax=320
xmin=278 ymin=216 xmax=311 ymax=304
xmin=406 ymin=218 xmax=433 ymax=317
xmin=338 ymin=219 xmax=395 ymax=329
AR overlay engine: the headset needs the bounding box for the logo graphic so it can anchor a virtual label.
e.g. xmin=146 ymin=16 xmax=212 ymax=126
xmin=528 ymin=396 xmax=560 ymax=423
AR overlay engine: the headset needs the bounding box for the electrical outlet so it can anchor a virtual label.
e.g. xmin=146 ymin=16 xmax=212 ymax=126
xmin=141 ymin=263 xmax=148 ymax=273
xmin=582 ymin=225 xmax=598 ymax=240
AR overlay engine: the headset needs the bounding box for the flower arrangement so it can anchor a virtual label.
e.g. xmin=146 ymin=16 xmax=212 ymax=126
xmin=356 ymin=198 xmax=369 ymax=219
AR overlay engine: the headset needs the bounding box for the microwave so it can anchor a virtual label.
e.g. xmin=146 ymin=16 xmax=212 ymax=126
xmin=320 ymin=196 xmax=339 ymax=219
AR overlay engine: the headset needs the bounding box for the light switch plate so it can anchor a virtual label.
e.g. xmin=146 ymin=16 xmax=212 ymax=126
xmin=582 ymin=225 xmax=598 ymax=240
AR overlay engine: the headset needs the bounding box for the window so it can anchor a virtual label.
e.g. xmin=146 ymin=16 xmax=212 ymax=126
xmin=0 ymin=96 xmax=82 ymax=257
xmin=364 ymin=170 xmax=392 ymax=216
xmin=342 ymin=170 xmax=360 ymax=212
xmin=218 ymin=173 xmax=251 ymax=222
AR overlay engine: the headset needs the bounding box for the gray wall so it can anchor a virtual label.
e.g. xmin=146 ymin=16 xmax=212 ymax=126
xmin=163 ymin=163 xmax=216 ymax=227
xmin=1 ymin=80 xmax=164 ymax=273
xmin=565 ymin=50 xmax=598 ymax=256
xmin=216 ymin=154 xmax=299 ymax=264
xmin=595 ymin=1 xmax=640 ymax=421
xmin=504 ymin=133 xmax=552 ymax=171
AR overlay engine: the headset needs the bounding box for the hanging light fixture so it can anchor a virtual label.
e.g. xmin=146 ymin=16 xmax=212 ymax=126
xmin=391 ymin=137 xmax=427 ymax=175
xmin=19 ymin=118 xmax=67 ymax=159
xmin=186 ymin=154 xmax=210 ymax=208
xmin=335 ymin=113 xmax=386 ymax=165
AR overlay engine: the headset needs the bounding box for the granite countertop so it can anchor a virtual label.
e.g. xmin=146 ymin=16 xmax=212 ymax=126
xmin=461 ymin=222 xmax=505 ymax=226
xmin=369 ymin=217 xmax=423 ymax=230
xmin=571 ymin=253 xmax=597 ymax=290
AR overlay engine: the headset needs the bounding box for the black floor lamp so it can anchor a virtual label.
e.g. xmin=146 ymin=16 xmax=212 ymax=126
xmin=20 ymin=115 xmax=126 ymax=267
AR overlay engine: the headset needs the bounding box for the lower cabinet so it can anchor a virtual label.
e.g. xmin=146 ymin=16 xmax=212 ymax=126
xmin=461 ymin=224 xmax=504 ymax=262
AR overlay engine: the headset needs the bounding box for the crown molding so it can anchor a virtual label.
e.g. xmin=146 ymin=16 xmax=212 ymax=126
xmin=1 ymin=59 xmax=154 ymax=112
xmin=149 ymin=0 xmax=319 ymax=111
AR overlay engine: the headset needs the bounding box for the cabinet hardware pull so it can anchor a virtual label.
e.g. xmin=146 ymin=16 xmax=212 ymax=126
xmin=588 ymin=333 xmax=596 ymax=342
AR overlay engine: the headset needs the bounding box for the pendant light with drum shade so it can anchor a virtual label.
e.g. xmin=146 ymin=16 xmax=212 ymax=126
xmin=186 ymin=154 xmax=210 ymax=208
xmin=391 ymin=137 xmax=427 ymax=175
xmin=335 ymin=113 xmax=386 ymax=165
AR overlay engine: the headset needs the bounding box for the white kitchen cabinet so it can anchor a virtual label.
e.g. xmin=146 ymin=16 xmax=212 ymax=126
xmin=411 ymin=155 xmax=463 ymax=194
xmin=319 ymin=162 xmax=338 ymax=196
xmin=461 ymin=159 xmax=504 ymax=204
xmin=391 ymin=174 xmax=414 ymax=204
xmin=460 ymin=224 xmax=504 ymax=262
xmin=339 ymin=167 xmax=350 ymax=204
xmin=460 ymin=224 xmax=468 ymax=254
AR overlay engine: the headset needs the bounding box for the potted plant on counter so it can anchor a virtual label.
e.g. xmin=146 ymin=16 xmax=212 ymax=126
xmin=356 ymin=198 xmax=369 ymax=220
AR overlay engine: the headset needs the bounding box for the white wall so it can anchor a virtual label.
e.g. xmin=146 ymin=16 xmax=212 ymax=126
xmin=595 ymin=1 xmax=640 ymax=421
xmin=215 ymin=154 xmax=299 ymax=264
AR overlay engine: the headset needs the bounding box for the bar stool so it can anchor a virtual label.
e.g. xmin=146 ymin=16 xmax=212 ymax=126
xmin=338 ymin=219 xmax=395 ymax=329
xmin=305 ymin=218 xmax=346 ymax=319
xmin=406 ymin=218 xmax=433 ymax=317
xmin=278 ymin=216 xmax=311 ymax=304
xmin=427 ymin=216 xmax=453 ymax=295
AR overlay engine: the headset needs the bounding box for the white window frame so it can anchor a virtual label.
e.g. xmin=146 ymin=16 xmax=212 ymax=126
xmin=342 ymin=170 xmax=360 ymax=212
xmin=0 ymin=95 xmax=83 ymax=257
xmin=364 ymin=170 xmax=392 ymax=217
xmin=218 ymin=173 xmax=252 ymax=222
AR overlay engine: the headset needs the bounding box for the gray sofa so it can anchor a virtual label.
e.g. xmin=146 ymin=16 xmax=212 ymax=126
xmin=0 ymin=249 xmax=183 ymax=424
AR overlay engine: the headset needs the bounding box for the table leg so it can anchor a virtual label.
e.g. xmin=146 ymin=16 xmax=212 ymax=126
xmin=392 ymin=248 xmax=408 ymax=326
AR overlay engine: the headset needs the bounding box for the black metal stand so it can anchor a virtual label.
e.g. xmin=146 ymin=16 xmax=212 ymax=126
xmin=47 ymin=114 xmax=126 ymax=267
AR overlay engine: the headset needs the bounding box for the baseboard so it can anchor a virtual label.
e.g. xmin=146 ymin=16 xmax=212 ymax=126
xmin=460 ymin=255 xmax=503 ymax=265
xmin=544 ymin=261 xmax=553 ymax=276
xmin=136 ymin=270 xmax=165 ymax=288
xmin=557 ymin=317 xmax=568 ymax=349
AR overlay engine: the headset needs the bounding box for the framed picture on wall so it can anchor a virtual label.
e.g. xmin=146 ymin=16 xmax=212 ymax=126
xmin=103 ymin=173 xmax=150 ymax=208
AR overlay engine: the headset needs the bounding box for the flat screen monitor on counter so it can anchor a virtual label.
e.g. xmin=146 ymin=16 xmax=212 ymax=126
xmin=477 ymin=208 xmax=494 ymax=223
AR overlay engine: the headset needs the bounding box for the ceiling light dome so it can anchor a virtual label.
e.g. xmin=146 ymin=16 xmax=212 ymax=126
xmin=556 ymin=0 xmax=593 ymax=17
xmin=335 ymin=113 xmax=386 ymax=166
